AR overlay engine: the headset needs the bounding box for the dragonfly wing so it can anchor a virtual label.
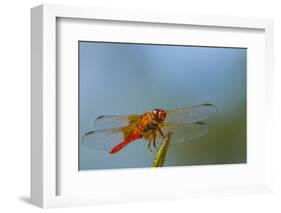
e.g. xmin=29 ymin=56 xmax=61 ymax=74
xmin=165 ymin=103 xmax=217 ymax=124
xmin=81 ymin=125 xmax=135 ymax=151
xmin=93 ymin=114 xmax=140 ymax=129
xmin=157 ymin=122 xmax=208 ymax=145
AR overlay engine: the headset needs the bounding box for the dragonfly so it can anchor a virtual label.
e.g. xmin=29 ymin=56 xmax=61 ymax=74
xmin=82 ymin=103 xmax=217 ymax=154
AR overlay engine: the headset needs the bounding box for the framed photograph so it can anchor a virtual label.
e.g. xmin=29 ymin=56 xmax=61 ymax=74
xmin=31 ymin=4 xmax=274 ymax=208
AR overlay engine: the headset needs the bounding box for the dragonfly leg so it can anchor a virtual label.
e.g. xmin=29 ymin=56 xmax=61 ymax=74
xmin=156 ymin=125 xmax=165 ymax=139
xmin=149 ymin=146 xmax=155 ymax=155
xmin=153 ymin=129 xmax=160 ymax=152
xmin=147 ymin=139 xmax=155 ymax=154
xmin=153 ymin=129 xmax=156 ymax=148
xmin=148 ymin=139 xmax=152 ymax=150
xmin=148 ymin=143 xmax=156 ymax=156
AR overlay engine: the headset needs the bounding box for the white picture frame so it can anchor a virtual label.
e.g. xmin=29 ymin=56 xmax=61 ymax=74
xmin=31 ymin=4 xmax=274 ymax=208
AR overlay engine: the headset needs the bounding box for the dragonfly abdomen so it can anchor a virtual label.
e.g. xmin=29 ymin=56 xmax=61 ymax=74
xmin=109 ymin=129 xmax=142 ymax=154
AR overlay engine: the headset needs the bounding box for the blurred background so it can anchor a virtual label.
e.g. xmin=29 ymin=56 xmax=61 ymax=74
xmin=79 ymin=41 xmax=246 ymax=170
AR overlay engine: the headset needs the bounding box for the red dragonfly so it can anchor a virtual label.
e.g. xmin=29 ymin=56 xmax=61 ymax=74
xmin=82 ymin=103 xmax=217 ymax=154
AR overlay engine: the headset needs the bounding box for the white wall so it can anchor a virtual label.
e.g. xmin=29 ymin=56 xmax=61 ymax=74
xmin=0 ymin=0 xmax=280 ymax=212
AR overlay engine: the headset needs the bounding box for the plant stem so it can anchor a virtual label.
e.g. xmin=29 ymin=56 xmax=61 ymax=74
xmin=152 ymin=131 xmax=173 ymax=167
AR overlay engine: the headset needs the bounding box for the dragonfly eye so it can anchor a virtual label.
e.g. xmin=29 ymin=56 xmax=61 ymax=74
xmin=158 ymin=110 xmax=166 ymax=122
xmin=153 ymin=108 xmax=166 ymax=122
xmin=153 ymin=109 xmax=158 ymax=115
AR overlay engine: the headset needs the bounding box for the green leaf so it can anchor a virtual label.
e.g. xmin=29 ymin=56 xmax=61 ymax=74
xmin=152 ymin=131 xmax=173 ymax=167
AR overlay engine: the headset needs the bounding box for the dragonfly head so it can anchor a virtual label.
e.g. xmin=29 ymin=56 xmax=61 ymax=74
xmin=152 ymin=108 xmax=166 ymax=122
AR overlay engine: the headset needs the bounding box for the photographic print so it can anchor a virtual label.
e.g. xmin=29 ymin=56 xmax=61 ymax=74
xmin=79 ymin=41 xmax=246 ymax=170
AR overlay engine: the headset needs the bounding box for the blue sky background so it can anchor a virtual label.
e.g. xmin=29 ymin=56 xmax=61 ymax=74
xmin=79 ymin=42 xmax=247 ymax=170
